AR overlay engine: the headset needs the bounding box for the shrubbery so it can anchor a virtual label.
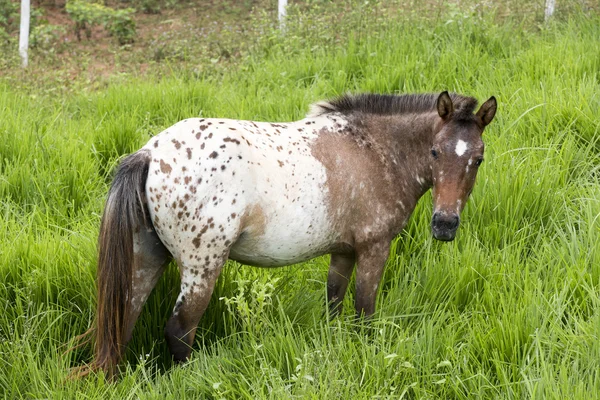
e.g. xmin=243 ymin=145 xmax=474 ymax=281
xmin=0 ymin=0 xmax=18 ymax=44
xmin=30 ymin=24 xmax=66 ymax=51
xmin=66 ymin=0 xmax=136 ymax=45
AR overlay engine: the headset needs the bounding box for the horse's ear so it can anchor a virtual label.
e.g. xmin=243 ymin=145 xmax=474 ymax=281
xmin=437 ymin=91 xmax=454 ymax=120
xmin=476 ymin=96 xmax=497 ymax=128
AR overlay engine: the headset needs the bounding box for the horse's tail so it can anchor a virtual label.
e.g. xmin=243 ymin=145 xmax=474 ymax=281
xmin=77 ymin=150 xmax=151 ymax=377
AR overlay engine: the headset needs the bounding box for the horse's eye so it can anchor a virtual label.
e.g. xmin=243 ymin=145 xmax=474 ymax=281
xmin=475 ymin=158 xmax=484 ymax=166
xmin=431 ymin=149 xmax=438 ymax=159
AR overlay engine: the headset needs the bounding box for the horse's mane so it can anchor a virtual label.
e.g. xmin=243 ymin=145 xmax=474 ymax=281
xmin=309 ymin=93 xmax=479 ymax=121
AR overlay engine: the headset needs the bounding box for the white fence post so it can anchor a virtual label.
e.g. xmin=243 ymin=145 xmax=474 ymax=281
xmin=19 ymin=0 xmax=30 ymax=67
xmin=278 ymin=0 xmax=287 ymax=30
xmin=545 ymin=0 xmax=556 ymax=21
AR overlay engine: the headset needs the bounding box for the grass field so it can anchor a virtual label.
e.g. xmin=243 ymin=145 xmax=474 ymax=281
xmin=1 ymin=2 xmax=600 ymax=398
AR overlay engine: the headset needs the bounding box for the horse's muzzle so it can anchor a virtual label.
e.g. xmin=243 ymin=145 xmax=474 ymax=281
xmin=431 ymin=212 xmax=459 ymax=241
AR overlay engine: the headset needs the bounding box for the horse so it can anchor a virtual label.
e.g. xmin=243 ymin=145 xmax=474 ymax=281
xmin=82 ymin=91 xmax=497 ymax=376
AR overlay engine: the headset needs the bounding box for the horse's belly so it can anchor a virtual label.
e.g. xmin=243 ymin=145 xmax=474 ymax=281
xmin=229 ymin=208 xmax=337 ymax=267
xmin=229 ymin=230 xmax=335 ymax=267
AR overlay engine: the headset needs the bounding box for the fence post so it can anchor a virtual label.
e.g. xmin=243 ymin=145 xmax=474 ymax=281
xmin=545 ymin=0 xmax=556 ymax=21
xmin=278 ymin=0 xmax=287 ymax=30
xmin=19 ymin=0 xmax=30 ymax=67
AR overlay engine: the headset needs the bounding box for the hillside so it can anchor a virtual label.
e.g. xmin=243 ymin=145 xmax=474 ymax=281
xmin=1 ymin=1 xmax=599 ymax=398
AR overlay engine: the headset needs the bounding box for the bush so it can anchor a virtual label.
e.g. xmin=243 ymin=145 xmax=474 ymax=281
xmin=105 ymin=8 xmax=136 ymax=45
xmin=0 ymin=0 xmax=17 ymax=31
xmin=30 ymin=24 xmax=66 ymax=50
xmin=65 ymin=0 xmax=136 ymax=45
xmin=139 ymin=0 xmax=161 ymax=15
xmin=0 ymin=0 xmax=17 ymax=44
xmin=120 ymin=0 xmax=185 ymax=15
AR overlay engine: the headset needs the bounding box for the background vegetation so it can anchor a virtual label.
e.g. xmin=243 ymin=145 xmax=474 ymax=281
xmin=0 ymin=0 xmax=599 ymax=398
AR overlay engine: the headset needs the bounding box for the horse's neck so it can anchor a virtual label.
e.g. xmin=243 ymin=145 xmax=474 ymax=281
xmin=364 ymin=112 xmax=436 ymax=190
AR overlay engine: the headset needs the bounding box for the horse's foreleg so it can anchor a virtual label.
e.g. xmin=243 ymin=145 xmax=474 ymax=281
xmin=165 ymin=255 xmax=226 ymax=362
xmin=354 ymin=241 xmax=391 ymax=318
xmin=326 ymin=253 xmax=355 ymax=317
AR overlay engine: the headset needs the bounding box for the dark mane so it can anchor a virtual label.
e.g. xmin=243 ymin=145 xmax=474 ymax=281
xmin=309 ymin=93 xmax=479 ymax=121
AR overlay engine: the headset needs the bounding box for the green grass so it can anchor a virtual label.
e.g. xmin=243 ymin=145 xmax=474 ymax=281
xmin=1 ymin=3 xmax=600 ymax=398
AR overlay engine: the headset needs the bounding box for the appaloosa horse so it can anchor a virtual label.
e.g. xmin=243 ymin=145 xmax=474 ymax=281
xmin=85 ymin=91 xmax=496 ymax=375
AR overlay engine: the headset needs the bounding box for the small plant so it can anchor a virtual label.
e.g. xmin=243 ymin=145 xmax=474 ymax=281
xmin=0 ymin=0 xmax=18 ymax=45
xmin=148 ymin=30 xmax=191 ymax=62
xmin=0 ymin=0 xmax=17 ymax=32
xmin=66 ymin=0 xmax=136 ymax=44
xmin=105 ymin=8 xmax=136 ymax=45
xmin=220 ymin=276 xmax=280 ymax=334
xmin=66 ymin=1 xmax=106 ymax=40
xmin=30 ymin=24 xmax=66 ymax=50
xmin=139 ymin=0 xmax=161 ymax=15
xmin=117 ymin=0 xmax=162 ymax=14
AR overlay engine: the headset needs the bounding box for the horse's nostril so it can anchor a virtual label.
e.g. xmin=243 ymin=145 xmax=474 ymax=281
xmin=448 ymin=214 xmax=459 ymax=230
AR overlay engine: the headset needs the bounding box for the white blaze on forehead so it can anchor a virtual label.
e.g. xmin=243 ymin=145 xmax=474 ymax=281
xmin=455 ymin=140 xmax=468 ymax=157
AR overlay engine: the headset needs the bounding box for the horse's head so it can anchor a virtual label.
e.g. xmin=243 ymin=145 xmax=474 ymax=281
xmin=429 ymin=91 xmax=497 ymax=241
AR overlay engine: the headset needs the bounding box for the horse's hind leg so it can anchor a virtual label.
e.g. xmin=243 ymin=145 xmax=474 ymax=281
xmin=165 ymin=251 xmax=228 ymax=362
xmin=327 ymin=253 xmax=356 ymax=317
xmin=125 ymin=227 xmax=171 ymax=345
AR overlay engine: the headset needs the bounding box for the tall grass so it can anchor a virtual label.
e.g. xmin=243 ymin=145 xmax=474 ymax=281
xmin=0 ymin=4 xmax=599 ymax=398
